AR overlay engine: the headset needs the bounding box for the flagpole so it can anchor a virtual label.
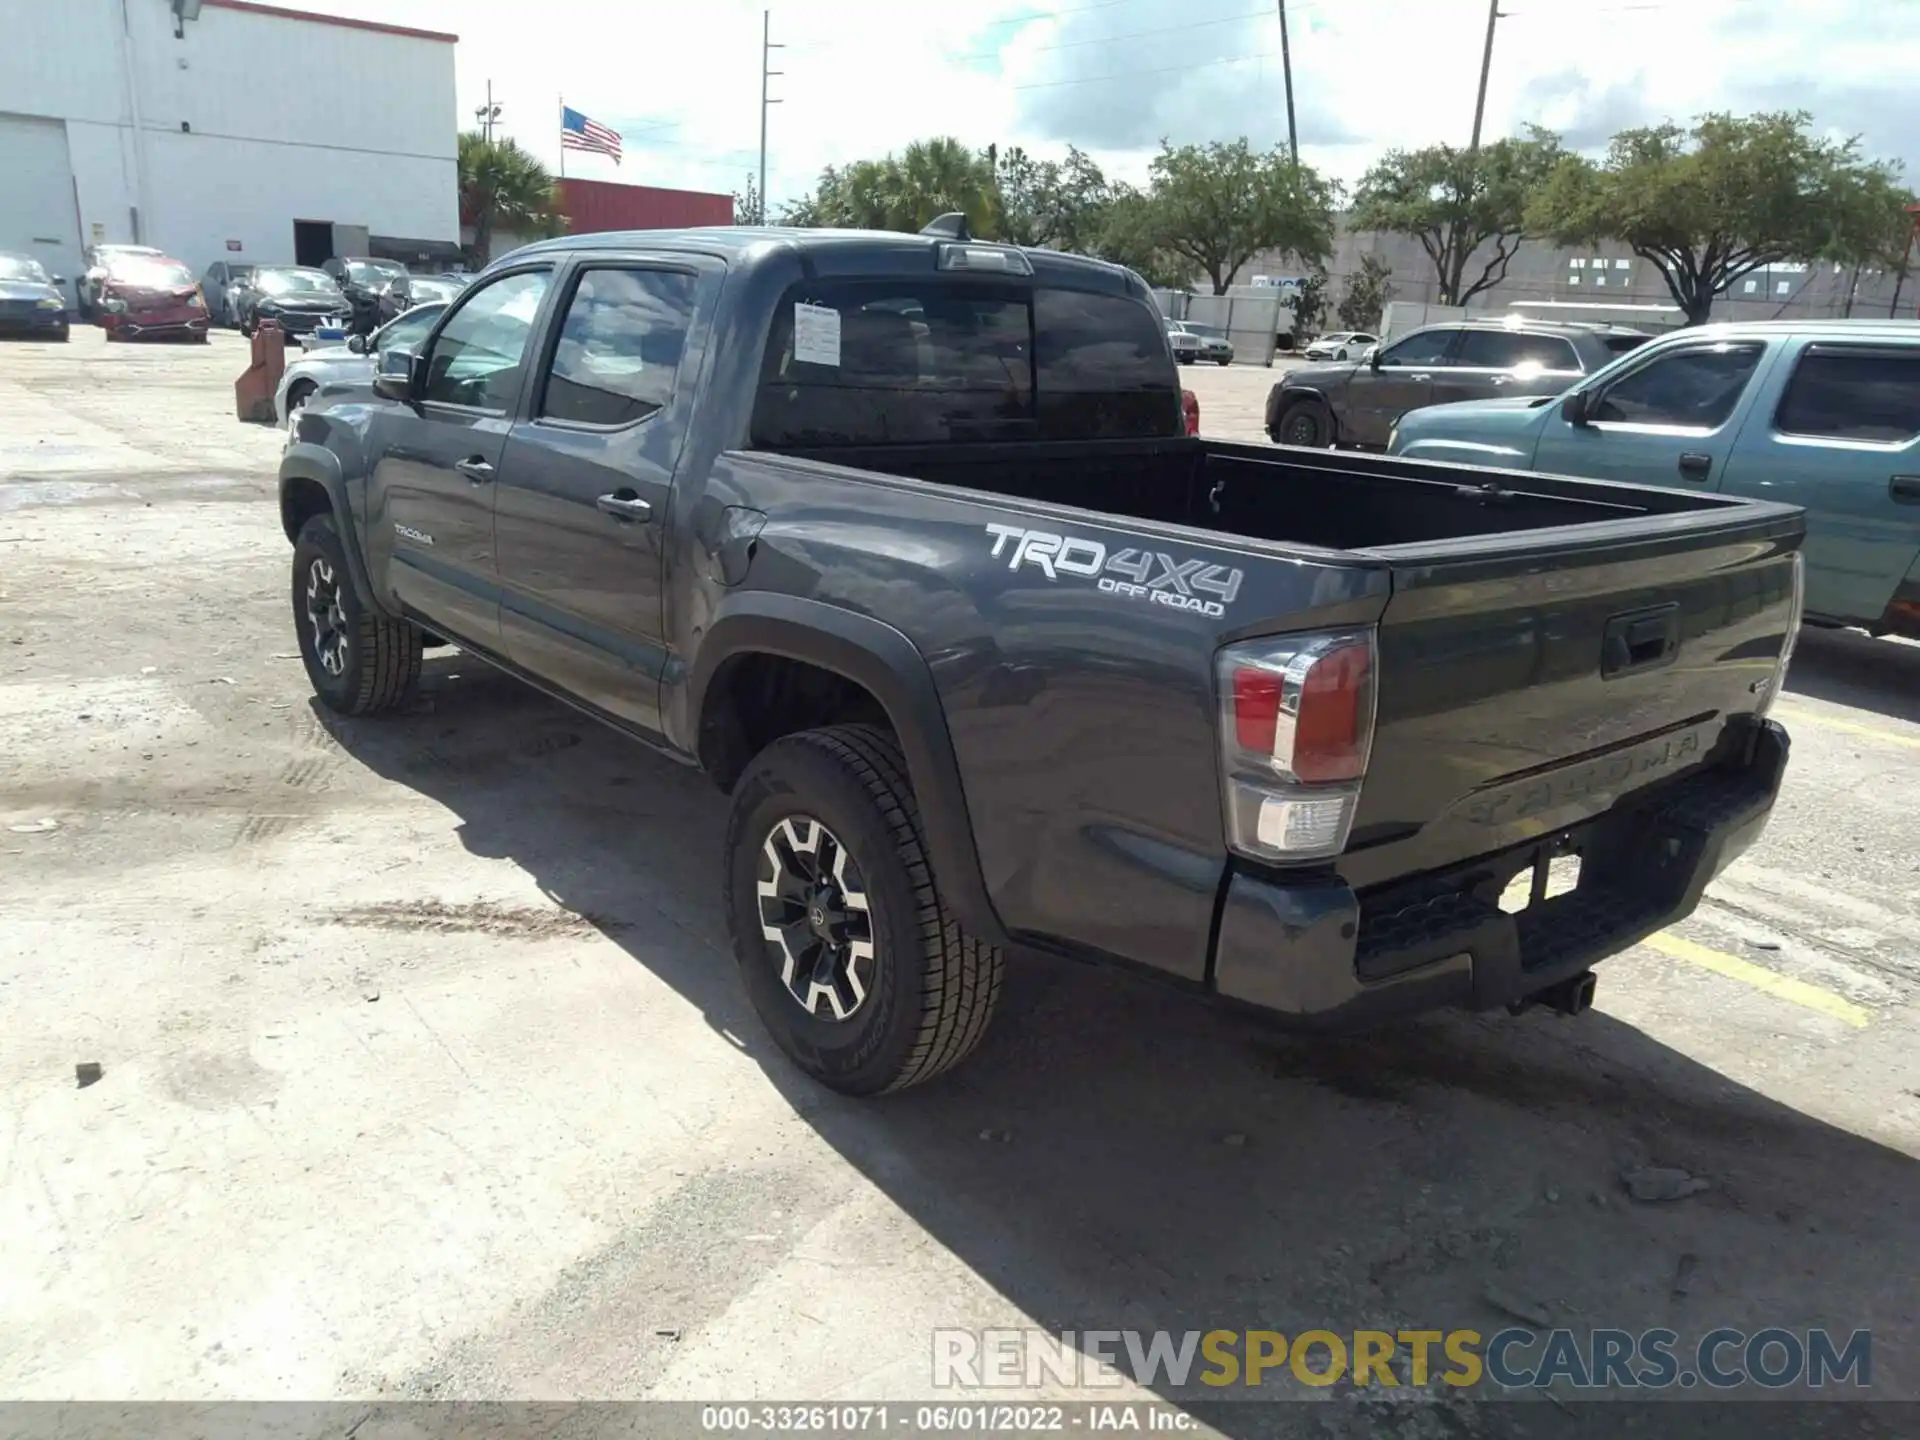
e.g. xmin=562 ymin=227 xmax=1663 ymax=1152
xmin=558 ymin=95 xmax=566 ymax=178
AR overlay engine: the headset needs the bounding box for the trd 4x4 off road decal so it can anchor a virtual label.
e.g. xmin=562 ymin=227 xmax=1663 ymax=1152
xmin=984 ymin=523 xmax=1244 ymax=618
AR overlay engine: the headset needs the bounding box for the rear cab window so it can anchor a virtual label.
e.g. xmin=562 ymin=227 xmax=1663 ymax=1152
xmin=749 ymin=278 xmax=1179 ymax=448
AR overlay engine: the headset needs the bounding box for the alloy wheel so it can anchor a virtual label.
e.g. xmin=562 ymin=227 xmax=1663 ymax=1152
xmin=756 ymin=815 xmax=875 ymax=1021
xmin=303 ymin=557 xmax=350 ymax=677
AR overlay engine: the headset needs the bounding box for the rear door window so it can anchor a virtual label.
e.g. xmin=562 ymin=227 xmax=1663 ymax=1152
xmin=1774 ymin=346 xmax=1920 ymax=443
xmin=1455 ymin=330 xmax=1581 ymax=372
xmin=750 ymin=280 xmax=1177 ymax=447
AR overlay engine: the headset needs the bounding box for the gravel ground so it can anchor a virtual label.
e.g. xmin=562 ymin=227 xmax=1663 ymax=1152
xmin=2 ymin=331 xmax=1917 ymax=1435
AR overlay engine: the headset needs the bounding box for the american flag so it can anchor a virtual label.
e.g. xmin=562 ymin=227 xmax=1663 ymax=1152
xmin=561 ymin=106 xmax=622 ymax=164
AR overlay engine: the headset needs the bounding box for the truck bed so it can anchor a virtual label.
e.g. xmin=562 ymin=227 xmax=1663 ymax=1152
xmin=778 ymin=436 xmax=1728 ymax=552
xmin=752 ymin=432 xmax=1801 ymax=1004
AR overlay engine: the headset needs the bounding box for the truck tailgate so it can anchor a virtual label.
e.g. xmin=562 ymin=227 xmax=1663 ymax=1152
xmin=1342 ymin=503 xmax=1804 ymax=894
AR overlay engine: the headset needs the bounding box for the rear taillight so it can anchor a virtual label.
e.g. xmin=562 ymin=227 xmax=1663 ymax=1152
xmin=1182 ymin=389 xmax=1200 ymax=435
xmin=1755 ymin=551 xmax=1804 ymax=719
xmin=1217 ymin=628 xmax=1377 ymax=862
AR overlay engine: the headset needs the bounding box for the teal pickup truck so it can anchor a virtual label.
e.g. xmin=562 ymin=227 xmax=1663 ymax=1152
xmin=1389 ymin=320 xmax=1920 ymax=640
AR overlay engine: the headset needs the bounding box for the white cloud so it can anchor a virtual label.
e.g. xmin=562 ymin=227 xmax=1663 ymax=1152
xmin=295 ymin=0 xmax=1920 ymax=207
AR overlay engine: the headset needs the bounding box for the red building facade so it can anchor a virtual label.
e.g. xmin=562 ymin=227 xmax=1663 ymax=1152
xmin=557 ymin=177 xmax=733 ymax=232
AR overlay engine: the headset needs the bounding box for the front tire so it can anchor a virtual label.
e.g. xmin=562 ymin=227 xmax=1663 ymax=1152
xmin=284 ymin=380 xmax=315 ymax=429
xmin=291 ymin=512 xmax=421 ymax=715
xmin=724 ymin=725 xmax=1004 ymax=1096
xmin=1272 ymin=396 xmax=1334 ymax=448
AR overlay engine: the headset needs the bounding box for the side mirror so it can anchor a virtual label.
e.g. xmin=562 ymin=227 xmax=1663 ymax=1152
xmin=1561 ymin=390 xmax=1591 ymax=426
xmin=347 ymin=333 xmax=369 ymax=355
xmin=1368 ymin=348 xmax=1382 ymax=371
xmin=372 ymin=348 xmax=419 ymax=401
xmin=51 ymin=274 xmax=65 ymax=285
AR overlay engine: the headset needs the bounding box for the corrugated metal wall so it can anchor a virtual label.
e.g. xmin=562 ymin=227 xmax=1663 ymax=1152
xmin=558 ymin=178 xmax=733 ymax=233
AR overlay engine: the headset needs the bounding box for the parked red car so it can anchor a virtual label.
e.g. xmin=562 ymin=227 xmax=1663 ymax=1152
xmin=95 ymin=253 xmax=209 ymax=342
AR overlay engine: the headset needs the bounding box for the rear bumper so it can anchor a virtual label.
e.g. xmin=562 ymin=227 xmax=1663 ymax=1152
xmin=1211 ymin=719 xmax=1790 ymax=1028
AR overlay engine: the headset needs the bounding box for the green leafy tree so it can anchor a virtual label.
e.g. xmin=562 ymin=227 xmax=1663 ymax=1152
xmin=1090 ymin=184 xmax=1189 ymax=289
xmin=1145 ymin=139 xmax=1338 ymax=294
xmin=773 ymin=140 xmax=995 ymax=236
xmin=995 ymin=145 xmax=1112 ymax=252
xmin=1528 ymin=111 xmax=1902 ymax=325
xmin=733 ymin=172 xmax=764 ymax=226
xmin=1290 ymin=265 xmax=1330 ymax=338
xmin=1822 ymin=170 xmax=1917 ymax=317
xmin=1352 ymin=128 xmax=1563 ymax=305
xmin=1336 ymin=254 xmax=1394 ymax=331
xmin=459 ymin=131 xmax=565 ymax=266
xmin=893 ymin=137 xmax=998 ymax=235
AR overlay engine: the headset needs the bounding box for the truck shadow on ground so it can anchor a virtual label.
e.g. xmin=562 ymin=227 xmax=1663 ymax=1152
xmin=316 ymin=659 xmax=1913 ymax=1439
xmin=1783 ymin=626 xmax=1920 ymax=725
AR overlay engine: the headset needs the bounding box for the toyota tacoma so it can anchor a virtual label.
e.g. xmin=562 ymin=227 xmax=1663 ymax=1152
xmin=277 ymin=221 xmax=1804 ymax=1095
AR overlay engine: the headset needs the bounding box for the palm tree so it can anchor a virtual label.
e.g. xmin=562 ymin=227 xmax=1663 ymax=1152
xmin=892 ymin=138 xmax=996 ymax=235
xmin=459 ymin=132 xmax=566 ymax=266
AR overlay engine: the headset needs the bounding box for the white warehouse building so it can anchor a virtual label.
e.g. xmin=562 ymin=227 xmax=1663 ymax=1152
xmin=0 ymin=0 xmax=460 ymax=300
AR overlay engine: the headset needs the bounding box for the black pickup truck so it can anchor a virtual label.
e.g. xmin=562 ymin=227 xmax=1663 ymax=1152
xmin=277 ymin=222 xmax=1805 ymax=1096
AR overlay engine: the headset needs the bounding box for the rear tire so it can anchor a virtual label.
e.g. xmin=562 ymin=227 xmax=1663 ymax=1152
xmin=291 ymin=512 xmax=421 ymax=716
xmin=724 ymin=724 xmax=1004 ymax=1096
xmin=1216 ymin=357 xmax=1232 ymax=367
xmin=1272 ymin=396 xmax=1334 ymax=448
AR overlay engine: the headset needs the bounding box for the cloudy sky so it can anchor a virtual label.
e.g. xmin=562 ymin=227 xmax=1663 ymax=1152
xmin=307 ymin=0 xmax=1920 ymax=210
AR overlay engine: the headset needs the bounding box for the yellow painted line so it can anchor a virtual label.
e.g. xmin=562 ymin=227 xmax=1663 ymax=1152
xmin=1643 ymin=932 xmax=1872 ymax=1028
xmin=1772 ymin=703 xmax=1920 ymax=752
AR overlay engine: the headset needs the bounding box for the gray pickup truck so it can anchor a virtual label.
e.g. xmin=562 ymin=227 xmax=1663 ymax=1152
xmin=278 ymin=221 xmax=1804 ymax=1095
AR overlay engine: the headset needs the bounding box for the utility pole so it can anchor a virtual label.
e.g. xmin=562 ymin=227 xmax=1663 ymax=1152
xmin=474 ymin=79 xmax=502 ymax=142
xmin=1275 ymin=2 xmax=1298 ymax=168
xmin=1467 ymin=0 xmax=1501 ymax=157
xmin=759 ymin=11 xmax=783 ymax=226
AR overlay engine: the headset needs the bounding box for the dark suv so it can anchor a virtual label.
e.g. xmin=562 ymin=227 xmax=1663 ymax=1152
xmin=1266 ymin=320 xmax=1652 ymax=450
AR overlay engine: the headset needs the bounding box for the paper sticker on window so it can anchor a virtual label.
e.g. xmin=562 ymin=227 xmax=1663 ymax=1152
xmin=794 ymin=302 xmax=841 ymax=366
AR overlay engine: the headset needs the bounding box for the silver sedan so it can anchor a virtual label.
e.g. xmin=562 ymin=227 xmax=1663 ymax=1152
xmin=274 ymin=302 xmax=447 ymax=428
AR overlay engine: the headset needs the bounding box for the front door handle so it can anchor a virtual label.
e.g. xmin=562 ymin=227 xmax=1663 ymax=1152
xmin=1891 ymin=474 xmax=1920 ymax=504
xmin=597 ymin=491 xmax=653 ymax=523
xmin=1409 ymin=372 xmax=1432 ymax=382
xmin=455 ymin=457 xmax=494 ymax=483
xmin=1678 ymin=452 xmax=1712 ymax=481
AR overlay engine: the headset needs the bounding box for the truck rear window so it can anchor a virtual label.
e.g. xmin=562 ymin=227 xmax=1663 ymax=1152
xmin=750 ymin=280 xmax=1180 ymax=447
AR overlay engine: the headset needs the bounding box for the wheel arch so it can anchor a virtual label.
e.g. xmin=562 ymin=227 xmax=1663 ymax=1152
xmin=1269 ymin=384 xmax=1341 ymax=443
xmin=279 ymin=447 xmax=384 ymax=615
xmin=687 ymin=592 xmax=1010 ymax=949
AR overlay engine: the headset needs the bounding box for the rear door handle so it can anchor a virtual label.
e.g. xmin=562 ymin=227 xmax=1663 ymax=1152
xmin=1892 ymin=474 xmax=1920 ymax=504
xmin=1409 ymin=372 xmax=1432 ymax=382
xmin=596 ymin=491 xmax=653 ymax=523
xmin=454 ymin=457 xmax=494 ymax=483
xmin=1678 ymin=452 xmax=1712 ymax=480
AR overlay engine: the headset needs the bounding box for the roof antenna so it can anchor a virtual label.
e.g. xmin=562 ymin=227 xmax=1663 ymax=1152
xmin=920 ymin=213 xmax=972 ymax=242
